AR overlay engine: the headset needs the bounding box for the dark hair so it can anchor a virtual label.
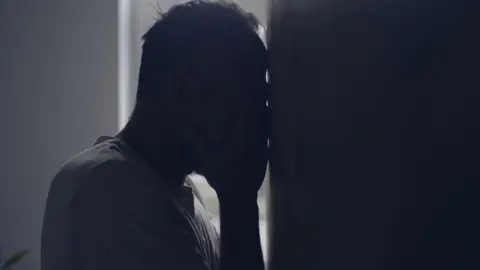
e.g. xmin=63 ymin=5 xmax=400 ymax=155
xmin=136 ymin=0 xmax=265 ymax=102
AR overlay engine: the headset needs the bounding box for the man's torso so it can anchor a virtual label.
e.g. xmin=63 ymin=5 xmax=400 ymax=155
xmin=41 ymin=137 xmax=219 ymax=270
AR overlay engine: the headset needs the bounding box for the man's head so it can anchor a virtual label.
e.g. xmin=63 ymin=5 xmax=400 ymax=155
xmin=132 ymin=0 xmax=268 ymax=178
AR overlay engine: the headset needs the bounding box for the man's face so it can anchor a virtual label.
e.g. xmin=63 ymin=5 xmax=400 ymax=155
xmin=175 ymin=46 xmax=268 ymax=176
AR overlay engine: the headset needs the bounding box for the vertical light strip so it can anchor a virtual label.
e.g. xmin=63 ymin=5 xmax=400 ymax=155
xmin=118 ymin=0 xmax=132 ymax=130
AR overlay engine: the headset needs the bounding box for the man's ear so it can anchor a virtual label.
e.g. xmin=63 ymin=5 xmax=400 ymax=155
xmin=161 ymin=68 xmax=198 ymax=119
xmin=170 ymin=67 xmax=201 ymax=105
xmin=161 ymin=68 xmax=185 ymax=104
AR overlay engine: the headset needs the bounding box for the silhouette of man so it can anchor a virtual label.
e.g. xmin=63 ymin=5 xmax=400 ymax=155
xmin=41 ymin=1 xmax=268 ymax=270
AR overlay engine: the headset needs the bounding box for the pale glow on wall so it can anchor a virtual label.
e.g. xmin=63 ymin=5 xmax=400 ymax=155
xmin=258 ymin=24 xmax=267 ymax=44
xmin=118 ymin=0 xmax=132 ymax=130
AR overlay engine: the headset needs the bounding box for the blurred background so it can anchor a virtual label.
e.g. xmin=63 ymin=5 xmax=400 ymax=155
xmin=0 ymin=1 xmax=268 ymax=269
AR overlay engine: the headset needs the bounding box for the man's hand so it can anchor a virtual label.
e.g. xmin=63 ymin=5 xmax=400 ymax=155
xmin=199 ymin=87 xmax=268 ymax=270
xmin=201 ymin=89 xmax=268 ymax=200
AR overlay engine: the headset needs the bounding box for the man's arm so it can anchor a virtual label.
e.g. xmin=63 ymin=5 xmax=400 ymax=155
xmin=218 ymin=193 xmax=263 ymax=270
xmin=70 ymin=161 xmax=209 ymax=270
xmin=202 ymin=89 xmax=268 ymax=270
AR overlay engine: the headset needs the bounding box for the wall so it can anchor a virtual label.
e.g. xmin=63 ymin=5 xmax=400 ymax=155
xmin=268 ymin=0 xmax=479 ymax=269
xmin=0 ymin=1 xmax=119 ymax=269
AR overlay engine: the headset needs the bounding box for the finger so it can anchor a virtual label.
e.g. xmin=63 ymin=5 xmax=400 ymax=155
xmin=245 ymin=92 xmax=269 ymax=175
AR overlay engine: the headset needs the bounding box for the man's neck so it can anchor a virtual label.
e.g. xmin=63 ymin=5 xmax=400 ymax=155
xmin=117 ymin=119 xmax=187 ymax=186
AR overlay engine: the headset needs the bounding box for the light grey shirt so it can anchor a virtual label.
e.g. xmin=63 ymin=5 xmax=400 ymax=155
xmin=41 ymin=137 xmax=220 ymax=270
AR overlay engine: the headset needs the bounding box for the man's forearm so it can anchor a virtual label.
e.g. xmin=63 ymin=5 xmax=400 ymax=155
xmin=218 ymin=195 xmax=264 ymax=270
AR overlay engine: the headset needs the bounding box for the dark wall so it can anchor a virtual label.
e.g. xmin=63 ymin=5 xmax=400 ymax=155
xmin=267 ymin=0 xmax=479 ymax=269
xmin=0 ymin=1 xmax=118 ymax=269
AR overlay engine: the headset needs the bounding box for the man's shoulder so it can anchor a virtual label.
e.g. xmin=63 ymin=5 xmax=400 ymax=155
xmin=56 ymin=138 xmax=128 ymax=180
xmin=48 ymin=138 xmax=161 ymax=202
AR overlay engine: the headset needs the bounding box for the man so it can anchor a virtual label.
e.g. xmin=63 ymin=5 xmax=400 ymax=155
xmin=41 ymin=1 xmax=268 ymax=270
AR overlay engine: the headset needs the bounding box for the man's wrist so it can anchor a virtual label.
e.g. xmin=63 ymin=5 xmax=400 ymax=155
xmin=218 ymin=192 xmax=263 ymax=270
xmin=217 ymin=191 xmax=258 ymax=207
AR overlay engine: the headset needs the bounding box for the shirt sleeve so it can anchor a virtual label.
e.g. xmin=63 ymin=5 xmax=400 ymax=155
xmin=70 ymin=159 xmax=210 ymax=270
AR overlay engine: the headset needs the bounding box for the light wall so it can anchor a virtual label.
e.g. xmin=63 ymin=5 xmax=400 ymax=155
xmin=0 ymin=1 xmax=119 ymax=269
